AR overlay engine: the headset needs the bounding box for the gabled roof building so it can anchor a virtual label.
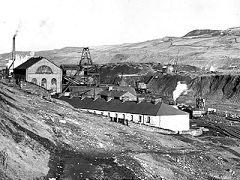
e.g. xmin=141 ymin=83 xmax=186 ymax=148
xmin=14 ymin=57 xmax=62 ymax=93
xmin=98 ymin=89 xmax=137 ymax=101
xmin=58 ymin=96 xmax=190 ymax=132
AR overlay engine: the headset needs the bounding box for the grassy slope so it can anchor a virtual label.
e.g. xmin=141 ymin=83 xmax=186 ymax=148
xmin=1 ymin=81 xmax=240 ymax=179
xmin=1 ymin=27 xmax=240 ymax=69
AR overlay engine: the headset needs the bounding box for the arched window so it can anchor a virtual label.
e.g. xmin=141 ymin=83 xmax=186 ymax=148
xmin=51 ymin=78 xmax=57 ymax=85
xmin=31 ymin=78 xmax=37 ymax=84
xmin=41 ymin=78 xmax=47 ymax=88
xmin=51 ymin=78 xmax=57 ymax=92
xmin=36 ymin=65 xmax=53 ymax=74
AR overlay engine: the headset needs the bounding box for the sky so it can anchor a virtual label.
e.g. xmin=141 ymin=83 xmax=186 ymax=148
xmin=0 ymin=0 xmax=240 ymax=53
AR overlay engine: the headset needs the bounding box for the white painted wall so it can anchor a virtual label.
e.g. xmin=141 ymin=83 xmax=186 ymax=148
xmin=124 ymin=113 xmax=133 ymax=121
xmin=82 ymin=108 xmax=189 ymax=132
xmin=117 ymin=113 xmax=126 ymax=119
xmin=108 ymin=111 xmax=116 ymax=118
xmin=94 ymin=110 xmax=102 ymax=115
xmin=26 ymin=58 xmax=62 ymax=93
xmin=102 ymin=111 xmax=109 ymax=116
xmin=144 ymin=115 xmax=160 ymax=127
xmin=160 ymin=115 xmax=189 ymax=131
xmin=132 ymin=114 xmax=141 ymax=123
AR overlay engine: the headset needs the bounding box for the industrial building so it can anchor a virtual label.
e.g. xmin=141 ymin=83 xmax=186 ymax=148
xmin=98 ymin=88 xmax=137 ymax=101
xmin=10 ymin=54 xmax=190 ymax=132
xmin=13 ymin=57 xmax=62 ymax=93
xmin=58 ymin=96 xmax=190 ymax=132
xmin=8 ymin=39 xmax=190 ymax=132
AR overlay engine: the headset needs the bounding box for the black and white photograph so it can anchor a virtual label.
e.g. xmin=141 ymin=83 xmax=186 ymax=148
xmin=0 ymin=0 xmax=240 ymax=179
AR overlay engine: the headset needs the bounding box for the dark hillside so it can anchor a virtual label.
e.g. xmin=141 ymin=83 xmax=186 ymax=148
xmin=98 ymin=63 xmax=156 ymax=84
xmin=98 ymin=63 xmax=240 ymax=105
xmin=148 ymin=74 xmax=192 ymax=96
xmin=1 ymin=80 xmax=240 ymax=179
xmin=98 ymin=64 xmax=240 ymax=106
xmin=98 ymin=63 xmax=198 ymax=85
xmin=184 ymin=29 xmax=221 ymax=37
xmin=188 ymin=75 xmax=240 ymax=103
xmin=145 ymin=74 xmax=240 ymax=106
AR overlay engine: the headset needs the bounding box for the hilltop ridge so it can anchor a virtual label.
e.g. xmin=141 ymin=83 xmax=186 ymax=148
xmin=183 ymin=29 xmax=221 ymax=37
xmin=1 ymin=26 xmax=240 ymax=70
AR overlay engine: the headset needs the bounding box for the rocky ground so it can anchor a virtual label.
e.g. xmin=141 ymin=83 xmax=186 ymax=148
xmin=1 ymin=80 xmax=240 ymax=180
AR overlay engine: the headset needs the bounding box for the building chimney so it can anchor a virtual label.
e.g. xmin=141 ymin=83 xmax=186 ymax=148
xmin=106 ymin=96 xmax=113 ymax=102
xmin=8 ymin=34 xmax=16 ymax=73
xmin=93 ymin=95 xmax=99 ymax=101
xmin=137 ymin=97 xmax=144 ymax=104
xmin=81 ymin=95 xmax=86 ymax=100
xmin=152 ymin=98 xmax=162 ymax=105
xmin=12 ymin=35 xmax=16 ymax=63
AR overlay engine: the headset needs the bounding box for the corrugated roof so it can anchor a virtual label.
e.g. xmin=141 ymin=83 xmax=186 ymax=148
xmin=58 ymin=96 xmax=188 ymax=116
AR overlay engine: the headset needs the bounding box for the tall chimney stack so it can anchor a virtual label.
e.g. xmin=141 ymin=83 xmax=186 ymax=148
xmin=8 ymin=34 xmax=16 ymax=75
xmin=12 ymin=34 xmax=16 ymax=69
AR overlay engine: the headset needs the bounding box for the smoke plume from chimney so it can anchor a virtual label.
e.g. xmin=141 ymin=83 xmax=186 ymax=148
xmin=8 ymin=23 xmax=22 ymax=72
xmin=173 ymin=81 xmax=188 ymax=102
xmin=14 ymin=22 xmax=22 ymax=37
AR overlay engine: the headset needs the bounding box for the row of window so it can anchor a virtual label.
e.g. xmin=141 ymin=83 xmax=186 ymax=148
xmin=32 ymin=78 xmax=57 ymax=90
xmin=98 ymin=111 xmax=151 ymax=123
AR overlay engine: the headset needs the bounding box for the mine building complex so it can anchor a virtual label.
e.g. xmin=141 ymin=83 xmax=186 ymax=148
xmin=6 ymin=37 xmax=190 ymax=132
xmin=9 ymin=53 xmax=190 ymax=132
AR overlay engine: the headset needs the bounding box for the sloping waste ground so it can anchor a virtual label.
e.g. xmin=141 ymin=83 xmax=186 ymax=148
xmin=1 ymin=81 xmax=240 ymax=179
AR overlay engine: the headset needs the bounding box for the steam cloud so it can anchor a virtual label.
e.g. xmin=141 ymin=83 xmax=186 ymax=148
xmin=6 ymin=52 xmax=35 ymax=71
xmin=173 ymin=81 xmax=188 ymax=101
xmin=209 ymin=66 xmax=215 ymax=72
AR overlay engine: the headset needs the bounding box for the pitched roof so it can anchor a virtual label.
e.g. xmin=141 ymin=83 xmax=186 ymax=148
xmin=98 ymin=90 xmax=128 ymax=97
xmin=14 ymin=56 xmax=59 ymax=70
xmin=60 ymin=64 xmax=80 ymax=70
xmin=111 ymin=86 xmax=137 ymax=96
xmin=58 ymin=96 xmax=188 ymax=116
xmin=15 ymin=57 xmax=43 ymax=70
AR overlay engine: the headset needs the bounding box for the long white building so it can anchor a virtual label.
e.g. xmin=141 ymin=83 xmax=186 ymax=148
xmin=59 ymin=96 xmax=190 ymax=132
